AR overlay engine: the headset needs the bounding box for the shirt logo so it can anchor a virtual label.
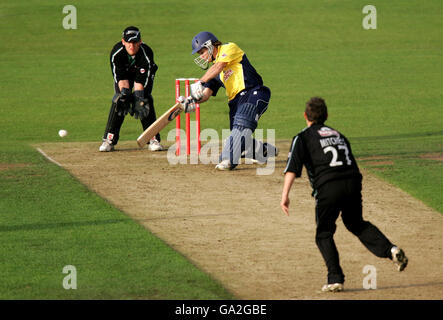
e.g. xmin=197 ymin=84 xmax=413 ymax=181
xmin=317 ymin=127 xmax=340 ymax=138
xmin=223 ymin=69 xmax=233 ymax=82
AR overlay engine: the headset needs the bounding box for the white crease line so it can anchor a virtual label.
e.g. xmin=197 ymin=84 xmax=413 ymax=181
xmin=36 ymin=148 xmax=63 ymax=167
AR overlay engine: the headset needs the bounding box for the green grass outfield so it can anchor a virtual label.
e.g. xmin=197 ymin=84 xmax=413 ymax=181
xmin=1 ymin=0 xmax=442 ymax=299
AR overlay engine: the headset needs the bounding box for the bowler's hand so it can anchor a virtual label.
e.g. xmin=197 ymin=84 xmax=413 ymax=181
xmin=281 ymin=172 xmax=296 ymax=216
xmin=280 ymin=196 xmax=290 ymax=216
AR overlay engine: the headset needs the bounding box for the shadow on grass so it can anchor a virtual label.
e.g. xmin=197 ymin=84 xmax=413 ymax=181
xmin=0 ymin=218 xmax=130 ymax=232
xmin=351 ymin=130 xmax=443 ymax=142
xmin=351 ymin=130 xmax=443 ymax=158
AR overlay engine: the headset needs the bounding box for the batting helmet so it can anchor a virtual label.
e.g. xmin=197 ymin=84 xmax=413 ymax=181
xmin=191 ymin=31 xmax=218 ymax=54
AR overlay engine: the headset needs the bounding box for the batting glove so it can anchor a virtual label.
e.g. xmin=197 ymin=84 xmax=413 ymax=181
xmin=178 ymin=96 xmax=197 ymax=113
xmin=190 ymin=81 xmax=204 ymax=101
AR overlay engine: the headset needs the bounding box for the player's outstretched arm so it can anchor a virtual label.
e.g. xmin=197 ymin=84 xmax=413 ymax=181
xmin=188 ymin=86 xmax=213 ymax=105
xmin=200 ymin=62 xmax=227 ymax=83
xmin=281 ymin=172 xmax=296 ymax=216
xmin=198 ymin=87 xmax=213 ymax=103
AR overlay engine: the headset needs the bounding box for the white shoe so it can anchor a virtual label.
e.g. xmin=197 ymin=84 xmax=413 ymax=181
xmin=321 ymin=283 xmax=344 ymax=293
xmin=99 ymin=139 xmax=114 ymax=152
xmin=149 ymin=139 xmax=164 ymax=151
xmin=391 ymin=246 xmax=408 ymax=271
xmin=241 ymin=150 xmax=259 ymax=164
xmin=241 ymin=144 xmax=279 ymax=165
xmin=215 ymin=160 xmax=233 ymax=171
xmin=245 ymin=158 xmax=260 ymax=164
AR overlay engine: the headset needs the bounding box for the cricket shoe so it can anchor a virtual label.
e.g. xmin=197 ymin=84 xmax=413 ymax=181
xmin=215 ymin=160 xmax=234 ymax=171
xmin=149 ymin=138 xmax=164 ymax=151
xmin=391 ymin=246 xmax=408 ymax=271
xmin=321 ymin=283 xmax=344 ymax=293
xmin=99 ymin=139 xmax=114 ymax=152
xmin=241 ymin=150 xmax=259 ymax=164
xmin=264 ymin=143 xmax=279 ymax=158
xmin=255 ymin=143 xmax=279 ymax=165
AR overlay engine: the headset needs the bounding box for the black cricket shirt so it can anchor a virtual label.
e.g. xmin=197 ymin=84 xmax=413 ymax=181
xmin=284 ymin=123 xmax=362 ymax=191
xmin=109 ymin=41 xmax=158 ymax=92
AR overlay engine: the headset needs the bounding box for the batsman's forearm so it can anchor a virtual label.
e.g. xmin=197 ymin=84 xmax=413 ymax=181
xmin=200 ymin=62 xmax=227 ymax=83
xmin=196 ymin=88 xmax=213 ymax=104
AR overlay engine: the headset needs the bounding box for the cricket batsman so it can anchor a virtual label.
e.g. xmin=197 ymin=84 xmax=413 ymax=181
xmin=180 ymin=31 xmax=278 ymax=170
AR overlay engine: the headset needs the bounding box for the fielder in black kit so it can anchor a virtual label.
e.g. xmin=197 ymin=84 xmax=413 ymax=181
xmin=99 ymin=26 xmax=163 ymax=152
xmin=281 ymin=97 xmax=408 ymax=292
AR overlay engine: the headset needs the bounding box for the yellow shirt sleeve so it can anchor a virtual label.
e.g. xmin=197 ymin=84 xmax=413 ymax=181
xmin=216 ymin=43 xmax=244 ymax=65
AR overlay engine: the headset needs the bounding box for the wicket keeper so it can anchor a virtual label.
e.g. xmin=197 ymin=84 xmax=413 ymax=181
xmin=181 ymin=31 xmax=278 ymax=170
xmin=100 ymin=26 xmax=163 ymax=152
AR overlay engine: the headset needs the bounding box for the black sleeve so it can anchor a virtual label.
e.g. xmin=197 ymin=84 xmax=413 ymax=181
xmin=135 ymin=44 xmax=158 ymax=88
xmin=135 ymin=44 xmax=158 ymax=91
xmin=203 ymin=77 xmax=223 ymax=96
xmin=343 ymin=136 xmax=360 ymax=171
xmin=283 ymin=134 xmax=306 ymax=177
xmin=110 ymin=45 xmax=128 ymax=83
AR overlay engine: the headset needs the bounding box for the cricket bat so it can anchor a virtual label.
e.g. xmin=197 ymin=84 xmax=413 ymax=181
xmin=136 ymin=102 xmax=183 ymax=148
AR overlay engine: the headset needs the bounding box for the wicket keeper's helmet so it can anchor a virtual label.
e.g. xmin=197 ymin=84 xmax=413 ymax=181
xmin=123 ymin=26 xmax=141 ymax=43
xmin=191 ymin=31 xmax=218 ymax=54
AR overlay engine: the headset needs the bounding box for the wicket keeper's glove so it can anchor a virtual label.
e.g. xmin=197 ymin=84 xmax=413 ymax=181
xmin=133 ymin=97 xmax=151 ymax=120
xmin=132 ymin=90 xmax=151 ymax=120
xmin=113 ymin=88 xmax=132 ymax=116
